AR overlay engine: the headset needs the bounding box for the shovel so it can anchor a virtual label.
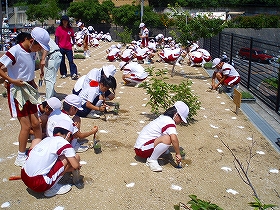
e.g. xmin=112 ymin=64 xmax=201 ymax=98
xmin=38 ymin=75 xmax=43 ymax=87
xmin=88 ymin=133 xmax=97 ymax=149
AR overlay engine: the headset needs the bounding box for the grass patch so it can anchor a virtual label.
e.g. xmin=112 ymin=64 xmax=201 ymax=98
xmin=203 ymin=62 xmax=212 ymax=69
xmin=74 ymin=54 xmax=85 ymax=59
xmin=263 ymin=77 xmax=278 ymax=89
xmin=241 ymin=91 xmax=255 ymax=99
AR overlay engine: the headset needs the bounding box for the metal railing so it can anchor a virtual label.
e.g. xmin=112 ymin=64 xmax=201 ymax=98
xmin=202 ymin=31 xmax=280 ymax=115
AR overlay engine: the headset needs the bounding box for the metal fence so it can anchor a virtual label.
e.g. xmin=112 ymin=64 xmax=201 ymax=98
xmin=202 ymin=32 xmax=280 ymax=115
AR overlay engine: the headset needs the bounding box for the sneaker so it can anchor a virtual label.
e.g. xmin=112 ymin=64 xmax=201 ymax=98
xmin=74 ymin=142 xmax=89 ymax=153
xmin=71 ymin=74 xmax=78 ymax=80
xmin=60 ymin=75 xmax=66 ymax=79
xmin=86 ymin=112 xmax=101 ymax=119
xmin=44 ymin=184 xmax=72 ymax=197
xmin=146 ymin=158 xmax=162 ymax=172
xmin=14 ymin=155 xmax=27 ymax=167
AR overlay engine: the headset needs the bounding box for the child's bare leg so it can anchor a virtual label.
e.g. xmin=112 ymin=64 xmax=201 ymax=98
xmin=18 ymin=116 xmax=32 ymax=153
xmin=30 ymin=113 xmax=42 ymax=139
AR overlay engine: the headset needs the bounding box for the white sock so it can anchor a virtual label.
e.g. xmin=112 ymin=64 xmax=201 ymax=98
xmin=18 ymin=151 xmax=26 ymax=158
xmin=150 ymin=143 xmax=170 ymax=160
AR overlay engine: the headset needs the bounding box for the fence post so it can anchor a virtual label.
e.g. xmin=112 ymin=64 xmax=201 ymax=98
xmin=247 ymin=37 xmax=253 ymax=89
xmin=230 ymin=33 xmax=234 ymax=64
xmin=276 ymin=66 xmax=280 ymax=112
xmin=218 ymin=32 xmax=221 ymax=57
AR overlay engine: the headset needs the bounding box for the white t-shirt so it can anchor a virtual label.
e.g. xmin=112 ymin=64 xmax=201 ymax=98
xmin=73 ymin=75 xmax=86 ymax=93
xmin=215 ymin=63 xmax=240 ymax=77
xmin=141 ymin=28 xmax=149 ymax=37
xmin=123 ymin=62 xmax=148 ymax=80
xmin=122 ymin=48 xmax=134 ymax=58
xmin=197 ymin=49 xmax=210 ymax=57
xmin=78 ymin=86 xmax=100 ymax=105
xmin=108 ymin=48 xmax=120 ymax=56
xmin=134 ymin=115 xmax=177 ymax=149
xmin=0 ymin=44 xmax=36 ymax=81
xmin=23 ymin=136 xmax=75 ymax=177
xmin=136 ymin=47 xmax=149 ymax=56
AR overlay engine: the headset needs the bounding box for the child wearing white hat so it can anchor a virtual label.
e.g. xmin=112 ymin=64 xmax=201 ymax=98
xmin=21 ymin=119 xmax=82 ymax=197
xmin=46 ymin=94 xmax=98 ymax=153
xmin=0 ymin=27 xmax=50 ymax=167
xmin=119 ymin=61 xmax=148 ymax=85
xmin=134 ymin=101 xmax=189 ymax=172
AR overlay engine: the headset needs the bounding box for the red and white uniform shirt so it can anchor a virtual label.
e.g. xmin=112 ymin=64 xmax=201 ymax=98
xmin=134 ymin=115 xmax=177 ymax=151
xmin=0 ymin=44 xmax=36 ymax=82
xmin=122 ymin=62 xmax=148 ymax=83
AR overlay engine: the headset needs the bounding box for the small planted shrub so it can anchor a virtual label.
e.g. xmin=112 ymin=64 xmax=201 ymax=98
xmin=241 ymin=91 xmax=255 ymax=99
xmin=116 ymin=27 xmax=132 ymax=45
xmin=174 ymin=194 xmax=223 ymax=210
xmin=74 ymin=54 xmax=85 ymax=59
xmin=263 ymin=77 xmax=278 ymax=89
xmin=203 ymin=62 xmax=213 ymax=69
xmin=140 ymin=67 xmax=201 ymax=121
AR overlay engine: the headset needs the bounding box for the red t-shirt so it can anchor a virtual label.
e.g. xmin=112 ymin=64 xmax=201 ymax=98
xmin=55 ymin=26 xmax=74 ymax=50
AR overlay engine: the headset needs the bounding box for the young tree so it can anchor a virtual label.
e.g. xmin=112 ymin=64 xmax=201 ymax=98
xmin=169 ymin=5 xmax=226 ymax=46
xmin=67 ymin=0 xmax=113 ymax=24
xmin=26 ymin=0 xmax=60 ymax=26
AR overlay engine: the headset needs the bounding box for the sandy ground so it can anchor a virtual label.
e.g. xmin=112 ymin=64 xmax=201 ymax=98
xmin=0 ymin=41 xmax=279 ymax=210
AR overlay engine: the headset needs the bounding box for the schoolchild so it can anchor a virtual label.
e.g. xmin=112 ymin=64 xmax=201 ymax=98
xmin=77 ymin=76 xmax=117 ymax=118
xmin=46 ymin=94 xmax=98 ymax=153
xmin=0 ymin=27 xmax=50 ymax=167
xmin=134 ymin=101 xmax=189 ymax=172
xmin=21 ymin=120 xmax=82 ymax=197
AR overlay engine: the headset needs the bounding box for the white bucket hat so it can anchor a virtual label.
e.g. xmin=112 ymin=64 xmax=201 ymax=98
xmin=31 ymin=27 xmax=50 ymax=51
xmin=103 ymin=65 xmax=116 ymax=77
xmin=77 ymin=22 xmax=83 ymax=27
xmin=174 ymin=101 xmax=189 ymax=123
xmin=55 ymin=119 xmax=74 ymax=134
xmin=139 ymin=23 xmax=145 ymax=28
xmin=64 ymin=94 xmax=83 ymax=110
xmin=212 ymin=58 xmax=221 ymax=68
xmin=46 ymin=97 xmax=61 ymax=110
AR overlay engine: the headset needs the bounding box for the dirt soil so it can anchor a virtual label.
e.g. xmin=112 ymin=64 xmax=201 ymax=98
xmin=0 ymin=41 xmax=279 ymax=210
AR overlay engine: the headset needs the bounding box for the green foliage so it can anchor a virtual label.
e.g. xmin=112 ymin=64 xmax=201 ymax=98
xmin=228 ymin=14 xmax=280 ymax=29
xmin=112 ymin=5 xmax=139 ymax=28
xmin=139 ymin=67 xmax=201 ymax=120
xmin=203 ymin=62 xmax=213 ymax=69
xmin=2 ymin=92 xmax=7 ymax=98
xmin=112 ymin=5 xmax=167 ymax=37
xmin=174 ymin=195 xmax=223 ymax=210
xmin=148 ymin=0 xmax=280 ymax=7
xmin=116 ymin=27 xmax=133 ymax=45
xmin=169 ymin=6 xmax=226 ymax=45
xmin=248 ymin=196 xmax=278 ymax=210
xmin=26 ymin=0 xmax=60 ymax=24
xmin=241 ymin=91 xmax=255 ymax=99
xmin=188 ymin=195 xmax=223 ymax=210
xmin=73 ymin=54 xmax=85 ymax=59
xmin=263 ymin=77 xmax=278 ymax=89
xmin=67 ymin=0 xmax=114 ymax=24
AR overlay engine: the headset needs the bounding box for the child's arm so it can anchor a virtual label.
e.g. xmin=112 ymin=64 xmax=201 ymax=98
xmin=74 ymin=125 xmax=98 ymax=140
xmin=66 ymin=156 xmax=80 ymax=170
xmin=0 ymin=63 xmax=24 ymax=86
xmin=170 ymin=134 xmax=181 ymax=163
